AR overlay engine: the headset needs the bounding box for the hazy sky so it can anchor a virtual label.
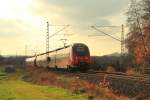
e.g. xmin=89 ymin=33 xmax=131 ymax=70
xmin=0 ymin=0 xmax=130 ymax=56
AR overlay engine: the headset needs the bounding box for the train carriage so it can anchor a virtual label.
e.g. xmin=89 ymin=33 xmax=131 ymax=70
xmin=25 ymin=56 xmax=36 ymax=66
xmin=26 ymin=43 xmax=91 ymax=71
xmin=36 ymin=54 xmax=47 ymax=68
xmin=53 ymin=46 xmax=70 ymax=68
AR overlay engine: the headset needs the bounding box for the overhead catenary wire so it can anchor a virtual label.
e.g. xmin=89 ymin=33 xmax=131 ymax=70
xmin=90 ymin=25 xmax=125 ymax=71
xmin=46 ymin=21 xmax=70 ymax=58
xmin=90 ymin=26 xmax=121 ymax=42
xmin=49 ymin=25 xmax=70 ymax=38
xmin=94 ymin=25 xmax=121 ymax=28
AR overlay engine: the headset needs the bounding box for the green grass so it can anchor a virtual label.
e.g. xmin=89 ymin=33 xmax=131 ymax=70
xmin=0 ymin=68 xmax=86 ymax=100
xmin=0 ymin=67 xmax=5 ymax=74
xmin=0 ymin=67 xmax=7 ymax=80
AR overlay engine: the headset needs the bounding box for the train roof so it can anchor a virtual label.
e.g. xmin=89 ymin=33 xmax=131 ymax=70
xmin=72 ymin=43 xmax=88 ymax=47
xmin=26 ymin=45 xmax=71 ymax=59
xmin=26 ymin=43 xmax=89 ymax=59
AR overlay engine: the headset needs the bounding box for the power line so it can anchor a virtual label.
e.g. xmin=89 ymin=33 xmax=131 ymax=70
xmin=49 ymin=25 xmax=70 ymax=38
xmin=94 ymin=25 xmax=121 ymax=28
xmin=90 ymin=26 xmax=121 ymax=42
xmin=90 ymin=25 xmax=125 ymax=71
xmin=49 ymin=25 xmax=69 ymax=26
xmin=88 ymin=34 xmax=106 ymax=37
xmin=46 ymin=21 xmax=69 ymax=56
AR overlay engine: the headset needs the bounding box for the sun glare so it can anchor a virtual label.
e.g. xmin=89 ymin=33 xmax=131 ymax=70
xmin=0 ymin=0 xmax=45 ymax=32
xmin=0 ymin=0 xmax=32 ymax=19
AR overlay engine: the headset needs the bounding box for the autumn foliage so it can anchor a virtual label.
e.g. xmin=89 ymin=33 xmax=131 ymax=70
xmin=134 ymin=27 xmax=150 ymax=65
xmin=126 ymin=0 xmax=150 ymax=66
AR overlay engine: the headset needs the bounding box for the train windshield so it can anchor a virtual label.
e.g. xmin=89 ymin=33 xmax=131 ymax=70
xmin=74 ymin=46 xmax=89 ymax=56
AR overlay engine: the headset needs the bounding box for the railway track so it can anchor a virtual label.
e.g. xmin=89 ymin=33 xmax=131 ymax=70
xmin=47 ymin=68 xmax=150 ymax=84
xmin=75 ymin=70 xmax=150 ymax=81
xmin=28 ymin=66 xmax=150 ymax=97
xmin=74 ymin=70 xmax=150 ymax=97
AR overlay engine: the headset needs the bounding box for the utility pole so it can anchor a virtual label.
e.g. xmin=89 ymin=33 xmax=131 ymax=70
xmin=120 ymin=24 xmax=125 ymax=70
xmin=46 ymin=21 xmax=69 ymax=54
xmin=90 ymin=25 xmax=125 ymax=71
xmin=121 ymin=24 xmax=125 ymax=55
xmin=46 ymin=21 xmax=49 ymax=58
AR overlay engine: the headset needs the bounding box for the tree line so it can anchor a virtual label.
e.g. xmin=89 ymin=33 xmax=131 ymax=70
xmin=126 ymin=0 xmax=150 ymax=67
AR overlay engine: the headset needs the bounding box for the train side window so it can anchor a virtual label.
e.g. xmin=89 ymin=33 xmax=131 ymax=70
xmin=47 ymin=57 xmax=51 ymax=62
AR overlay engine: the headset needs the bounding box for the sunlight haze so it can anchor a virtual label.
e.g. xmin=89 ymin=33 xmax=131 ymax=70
xmin=0 ymin=0 xmax=130 ymax=56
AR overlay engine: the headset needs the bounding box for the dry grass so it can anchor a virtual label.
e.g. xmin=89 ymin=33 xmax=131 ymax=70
xmin=0 ymin=66 xmax=86 ymax=100
xmin=26 ymin=66 xmax=150 ymax=100
xmin=25 ymin=66 xmax=134 ymax=100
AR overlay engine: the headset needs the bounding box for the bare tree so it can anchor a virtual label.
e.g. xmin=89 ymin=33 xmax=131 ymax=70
xmin=126 ymin=0 xmax=150 ymax=66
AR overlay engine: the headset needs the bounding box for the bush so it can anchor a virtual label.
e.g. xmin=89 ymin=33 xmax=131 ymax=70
xmin=106 ymin=66 xmax=115 ymax=72
xmin=5 ymin=65 xmax=16 ymax=73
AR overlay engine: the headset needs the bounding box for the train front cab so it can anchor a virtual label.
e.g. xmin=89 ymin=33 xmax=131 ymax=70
xmin=71 ymin=43 xmax=91 ymax=70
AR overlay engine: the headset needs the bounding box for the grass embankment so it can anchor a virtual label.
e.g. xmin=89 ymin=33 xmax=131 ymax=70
xmin=25 ymin=67 xmax=113 ymax=100
xmin=0 ymin=67 xmax=85 ymax=100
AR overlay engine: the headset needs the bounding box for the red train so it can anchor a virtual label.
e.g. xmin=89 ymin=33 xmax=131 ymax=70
xmin=26 ymin=43 xmax=91 ymax=70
